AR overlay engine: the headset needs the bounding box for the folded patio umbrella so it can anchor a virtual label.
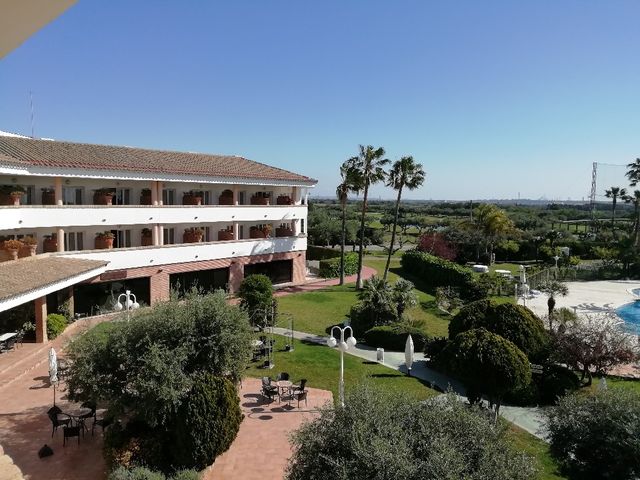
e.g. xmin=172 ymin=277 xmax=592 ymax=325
xmin=48 ymin=347 xmax=58 ymax=405
xmin=404 ymin=335 xmax=414 ymax=377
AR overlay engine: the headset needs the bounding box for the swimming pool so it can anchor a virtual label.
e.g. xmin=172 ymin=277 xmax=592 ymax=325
xmin=615 ymin=301 xmax=640 ymax=333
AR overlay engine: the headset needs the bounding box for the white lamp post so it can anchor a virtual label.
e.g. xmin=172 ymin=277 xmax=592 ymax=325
xmin=553 ymin=255 xmax=560 ymax=269
xmin=114 ymin=289 xmax=140 ymax=321
xmin=327 ymin=325 xmax=356 ymax=407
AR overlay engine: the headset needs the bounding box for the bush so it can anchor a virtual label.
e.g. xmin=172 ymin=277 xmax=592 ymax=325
xmin=46 ymin=313 xmax=67 ymax=339
xmin=306 ymin=245 xmax=341 ymax=260
xmin=423 ymin=336 xmax=449 ymax=360
xmin=538 ymin=365 xmax=580 ymax=405
xmin=545 ymin=388 xmax=640 ymax=479
xmin=318 ymin=253 xmax=358 ymax=278
xmin=401 ymin=250 xmax=486 ymax=301
xmin=448 ymin=300 xmax=549 ymax=362
xmin=363 ymin=324 xmax=429 ymax=352
xmin=171 ymin=374 xmax=242 ymax=470
xmin=237 ymin=274 xmax=274 ymax=324
xmin=108 ymin=466 xmax=200 ymax=480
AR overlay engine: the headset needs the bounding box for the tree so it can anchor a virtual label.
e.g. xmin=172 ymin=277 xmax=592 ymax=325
xmin=623 ymin=189 xmax=640 ymax=246
xmin=287 ymin=384 xmax=537 ymax=480
xmin=625 ymin=157 xmax=640 ymax=186
xmin=349 ymin=145 xmax=390 ymax=288
xmin=605 ymin=186 xmax=626 ymax=237
xmin=336 ymin=160 xmax=362 ymax=285
xmin=551 ymin=312 xmax=639 ymax=386
xmin=538 ymin=280 xmax=569 ymax=329
xmin=383 ymin=156 xmax=425 ymax=280
xmin=464 ymin=203 xmax=514 ymax=263
xmin=417 ymin=232 xmax=457 ymax=260
xmin=349 ymin=276 xmax=397 ymax=332
xmin=441 ymin=328 xmax=531 ymax=419
xmin=391 ymin=279 xmax=418 ymax=319
xmin=237 ymin=274 xmax=274 ymax=326
xmin=545 ymin=388 xmax=640 ymax=479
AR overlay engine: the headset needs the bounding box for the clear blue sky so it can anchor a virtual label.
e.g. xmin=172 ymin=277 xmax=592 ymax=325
xmin=2 ymin=1 xmax=640 ymax=200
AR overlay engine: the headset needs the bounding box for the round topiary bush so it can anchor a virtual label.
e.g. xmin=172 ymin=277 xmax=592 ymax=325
xmin=46 ymin=313 xmax=68 ymax=339
xmin=170 ymin=374 xmax=242 ymax=470
xmin=363 ymin=324 xmax=430 ymax=351
xmin=538 ymin=365 xmax=580 ymax=405
xmin=448 ymin=299 xmax=495 ymax=338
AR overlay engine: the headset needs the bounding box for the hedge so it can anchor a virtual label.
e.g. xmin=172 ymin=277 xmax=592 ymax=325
xmin=319 ymin=253 xmax=358 ymax=278
xmin=46 ymin=313 xmax=67 ymax=339
xmin=363 ymin=323 xmax=429 ymax=352
xmin=307 ymin=245 xmax=341 ymax=261
xmin=401 ymin=250 xmax=486 ymax=301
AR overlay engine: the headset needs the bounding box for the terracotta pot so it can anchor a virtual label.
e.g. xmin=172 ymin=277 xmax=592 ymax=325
xmin=277 ymin=196 xmax=293 ymax=205
xmin=42 ymin=191 xmax=56 ymax=205
xmin=43 ymin=237 xmax=57 ymax=253
xmin=276 ymin=227 xmax=294 ymax=237
xmin=218 ymin=230 xmax=234 ymax=241
xmin=250 ymin=228 xmax=266 ymax=239
xmin=182 ymin=194 xmax=202 ymax=206
xmin=250 ymin=196 xmax=269 ymax=206
xmin=5 ymin=248 xmax=18 ymax=260
xmin=95 ymin=237 xmax=114 ymax=249
xmin=140 ymin=194 xmax=152 ymax=205
xmin=141 ymin=235 xmax=153 ymax=246
xmin=18 ymin=245 xmax=37 ymax=258
xmin=183 ymin=232 xmax=203 ymax=243
xmin=218 ymin=195 xmax=234 ymax=205
xmin=0 ymin=193 xmax=21 ymax=206
xmin=93 ymin=193 xmax=113 ymax=205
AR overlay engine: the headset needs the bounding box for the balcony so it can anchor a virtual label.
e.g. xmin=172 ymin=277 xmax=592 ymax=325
xmin=52 ymin=236 xmax=307 ymax=271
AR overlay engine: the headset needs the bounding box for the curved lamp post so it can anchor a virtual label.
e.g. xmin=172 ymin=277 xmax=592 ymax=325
xmin=114 ymin=289 xmax=140 ymax=321
xmin=327 ymin=325 xmax=356 ymax=407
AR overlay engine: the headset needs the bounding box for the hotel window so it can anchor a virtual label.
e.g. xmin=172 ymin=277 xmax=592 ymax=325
xmin=163 ymin=227 xmax=175 ymax=244
xmin=203 ymin=191 xmax=211 ymax=205
xmin=112 ymin=229 xmax=131 ymax=248
xmin=204 ymin=226 xmax=211 ymax=242
xmin=21 ymin=185 xmax=35 ymax=205
xmin=64 ymin=232 xmax=84 ymax=251
xmin=239 ymin=191 xmax=246 ymax=205
xmin=63 ymin=187 xmax=84 ymax=205
xmin=113 ymin=188 xmax=131 ymax=205
xmin=300 ymin=219 xmax=305 ymax=234
xmin=239 ymin=225 xmax=244 ymax=239
xmin=162 ymin=189 xmax=176 ymax=205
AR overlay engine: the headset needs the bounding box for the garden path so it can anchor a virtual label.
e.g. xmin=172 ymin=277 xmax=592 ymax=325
xmin=273 ymin=265 xmax=377 ymax=296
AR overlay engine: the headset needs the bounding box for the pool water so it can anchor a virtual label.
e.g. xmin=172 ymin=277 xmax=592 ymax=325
xmin=615 ymin=301 xmax=640 ymax=333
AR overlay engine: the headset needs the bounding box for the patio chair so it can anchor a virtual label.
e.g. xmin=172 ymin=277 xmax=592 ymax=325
xmin=77 ymin=402 xmax=96 ymax=434
xmin=4 ymin=337 xmax=16 ymax=351
xmin=291 ymin=378 xmax=307 ymax=394
xmin=261 ymin=377 xmax=278 ymax=403
xmin=292 ymin=389 xmax=308 ymax=408
xmin=14 ymin=330 xmax=24 ymax=348
xmin=92 ymin=416 xmax=113 ymax=436
xmin=276 ymin=372 xmax=289 ymax=381
xmin=63 ymin=425 xmax=81 ymax=446
xmin=47 ymin=406 xmax=71 ymax=437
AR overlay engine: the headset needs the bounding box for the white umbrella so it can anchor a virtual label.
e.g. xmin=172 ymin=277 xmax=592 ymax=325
xmin=519 ymin=265 xmax=527 ymax=284
xmin=404 ymin=335 xmax=414 ymax=376
xmin=48 ymin=347 xmax=58 ymax=405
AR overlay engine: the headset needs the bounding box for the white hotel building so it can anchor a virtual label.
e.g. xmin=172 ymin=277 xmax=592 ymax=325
xmin=0 ymin=133 xmax=315 ymax=342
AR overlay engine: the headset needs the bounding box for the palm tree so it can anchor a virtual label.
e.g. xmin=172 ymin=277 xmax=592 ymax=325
xmin=624 ymin=190 xmax=640 ymax=247
xmin=391 ymin=279 xmax=418 ymax=319
xmin=605 ymin=186 xmax=626 ymax=236
xmin=383 ymin=156 xmax=425 ymax=280
xmin=349 ymin=145 xmax=390 ymax=289
xmin=465 ymin=204 xmax=513 ymax=264
xmin=336 ymin=160 xmax=362 ymax=285
xmin=539 ymin=280 xmax=569 ymax=330
xmin=626 ymin=158 xmax=640 ymax=186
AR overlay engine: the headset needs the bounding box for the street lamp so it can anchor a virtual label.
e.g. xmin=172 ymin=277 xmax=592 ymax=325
xmin=553 ymin=255 xmax=560 ymax=269
xmin=327 ymin=325 xmax=356 ymax=407
xmin=114 ymin=289 xmax=139 ymax=321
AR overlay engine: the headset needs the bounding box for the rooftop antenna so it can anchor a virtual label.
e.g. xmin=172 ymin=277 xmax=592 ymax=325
xmin=29 ymin=91 xmax=35 ymax=138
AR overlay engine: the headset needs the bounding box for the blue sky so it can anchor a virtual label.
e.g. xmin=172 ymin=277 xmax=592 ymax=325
xmin=1 ymin=1 xmax=640 ymax=200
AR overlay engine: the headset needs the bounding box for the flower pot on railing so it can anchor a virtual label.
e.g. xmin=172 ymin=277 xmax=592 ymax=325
xmin=218 ymin=230 xmax=235 ymax=241
xmin=41 ymin=189 xmax=56 ymax=205
xmin=219 ymin=190 xmax=234 ymax=205
xmin=249 ymin=227 xmax=266 ymax=239
xmin=275 ymin=227 xmax=294 ymax=237
xmin=43 ymin=235 xmax=57 ymax=253
xmin=183 ymin=228 xmax=204 ymax=243
xmin=250 ymin=195 xmax=270 ymax=206
xmin=0 ymin=185 xmax=26 ymax=206
xmin=19 ymin=237 xmax=38 ymax=257
xmin=140 ymin=189 xmax=152 ymax=205
xmin=3 ymin=239 xmax=23 ymax=260
xmin=93 ymin=189 xmax=114 ymax=205
xmin=95 ymin=232 xmax=115 ymax=249
xmin=182 ymin=192 xmax=203 ymax=206
xmin=141 ymin=228 xmax=153 ymax=246
xmin=276 ymin=195 xmax=293 ymax=205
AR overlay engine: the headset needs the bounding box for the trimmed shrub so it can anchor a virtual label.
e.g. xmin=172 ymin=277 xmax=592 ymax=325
xmin=538 ymin=365 xmax=580 ymax=405
xmin=448 ymin=299 xmax=495 ymax=338
xmin=363 ymin=323 xmax=429 ymax=352
xmin=318 ymin=253 xmax=358 ymax=278
xmin=237 ymin=274 xmax=274 ymax=323
xmin=46 ymin=313 xmax=67 ymax=339
xmin=171 ymin=471 xmax=200 ymax=480
xmin=108 ymin=466 xmax=165 ymax=480
xmin=424 ymin=336 xmax=449 ymax=360
xmin=171 ymin=374 xmax=242 ymax=470
xmin=400 ymin=250 xmax=487 ymax=301
xmin=307 ymin=245 xmax=341 ymax=260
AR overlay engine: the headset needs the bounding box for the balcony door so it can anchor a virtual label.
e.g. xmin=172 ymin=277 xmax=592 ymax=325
xmin=63 ymin=187 xmax=84 ymax=205
xmin=110 ymin=229 xmax=131 ymax=248
xmin=64 ymin=232 xmax=84 ymax=251
xmin=112 ymin=188 xmax=131 ymax=205
xmin=162 ymin=189 xmax=176 ymax=205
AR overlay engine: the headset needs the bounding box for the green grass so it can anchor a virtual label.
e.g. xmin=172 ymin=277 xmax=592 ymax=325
xmin=506 ymin=425 xmax=566 ymax=480
xmin=246 ymin=334 xmax=438 ymax=401
xmin=490 ymin=263 xmax=524 ymax=275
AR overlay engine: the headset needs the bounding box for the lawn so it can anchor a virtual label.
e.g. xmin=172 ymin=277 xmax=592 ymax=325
xmin=506 ymin=425 xmax=566 ymax=480
xmin=245 ymin=334 xmax=438 ymax=401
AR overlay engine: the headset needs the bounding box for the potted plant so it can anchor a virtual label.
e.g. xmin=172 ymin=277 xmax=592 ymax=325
xmin=41 ymin=187 xmax=56 ymax=205
xmin=183 ymin=190 xmax=203 ymax=206
xmin=250 ymin=192 xmax=270 ymax=206
xmin=218 ymin=227 xmax=234 ymax=241
xmin=3 ymin=239 xmax=23 ymax=260
xmin=43 ymin=233 xmax=57 ymax=253
xmin=19 ymin=236 xmax=38 ymax=257
xmin=95 ymin=231 xmax=115 ymax=249
xmin=0 ymin=185 xmax=26 ymax=206
xmin=219 ymin=189 xmax=234 ymax=205
xmin=276 ymin=223 xmax=294 ymax=237
xmin=93 ymin=188 xmax=114 ymax=205
xmin=183 ymin=227 xmax=204 ymax=243
xmin=277 ymin=195 xmax=293 ymax=205
xmin=140 ymin=188 xmax=152 ymax=205
xmin=141 ymin=228 xmax=153 ymax=246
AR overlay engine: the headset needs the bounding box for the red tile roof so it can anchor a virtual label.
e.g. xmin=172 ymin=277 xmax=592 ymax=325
xmin=0 ymin=137 xmax=316 ymax=184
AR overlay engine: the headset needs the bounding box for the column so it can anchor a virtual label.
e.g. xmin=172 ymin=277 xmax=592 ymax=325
xmin=56 ymin=228 xmax=65 ymax=252
xmin=157 ymin=182 xmax=164 ymax=245
xmin=233 ymin=186 xmax=239 ymax=206
xmin=292 ymin=186 xmax=298 ymax=205
xmin=151 ymin=181 xmax=159 ymax=246
xmin=233 ymin=221 xmax=239 ymax=240
xmin=54 ymin=177 xmax=63 ymax=205
xmin=292 ymin=219 xmax=300 ymax=235
xmin=35 ymin=297 xmax=48 ymax=343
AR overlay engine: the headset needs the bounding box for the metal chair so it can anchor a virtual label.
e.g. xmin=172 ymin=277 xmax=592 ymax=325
xmin=47 ymin=406 xmax=71 ymax=437
xmin=63 ymin=425 xmax=81 ymax=446
xmin=292 ymin=389 xmax=308 ymax=408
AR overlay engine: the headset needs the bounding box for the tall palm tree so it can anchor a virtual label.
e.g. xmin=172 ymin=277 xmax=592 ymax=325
xmin=624 ymin=190 xmax=640 ymax=247
xmin=605 ymin=186 xmax=626 ymax=236
xmin=383 ymin=156 xmax=425 ymax=280
xmin=465 ymin=203 xmax=513 ymax=264
xmin=336 ymin=160 xmax=362 ymax=285
xmin=350 ymin=145 xmax=390 ymax=289
xmin=626 ymin=158 xmax=640 ymax=186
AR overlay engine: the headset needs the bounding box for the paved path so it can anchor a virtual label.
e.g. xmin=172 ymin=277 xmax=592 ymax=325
xmin=274 ymin=266 xmax=377 ymax=297
xmin=272 ymin=327 xmax=547 ymax=439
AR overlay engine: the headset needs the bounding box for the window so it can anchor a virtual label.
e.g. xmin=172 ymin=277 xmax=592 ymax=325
xmin=239 ymin=225 xmax=244 ymax=239
xmin=162 ymin=189 xmax=176 ymax=205
xmin=22 ymin=185 xmax=35 ymax=205
xmin=300 ymin=219 xmax=305 ymax=234
xmin=64 ymin=232 xmax=84 ymax=251
xmin=163 ymin=227 xmax=175 ymax=245
xmin=204 ymin=226 xmax=211 ymax=242
xmin=3 ymin=232 xmax=36 ymax=241
xmin=113 ymin=188 xmax=131 ymax=205
xmin=239 ymin=191 xmax=246 ymax=205
xmin=111 ymin=229 xmax=131 ymax=248
xmin=63 ymin=187 xmax=84 ymax=205
xmin=203 ymin=191 xmax=211 ymax=205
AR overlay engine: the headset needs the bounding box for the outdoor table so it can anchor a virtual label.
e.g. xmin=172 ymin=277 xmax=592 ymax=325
xmin=64 ymin=406 xmax=93 ymax=431
xmin=0 ymin=332 xmax=16 ymax=342
xmin=276 ymin=380 xmax=292 ymax=404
